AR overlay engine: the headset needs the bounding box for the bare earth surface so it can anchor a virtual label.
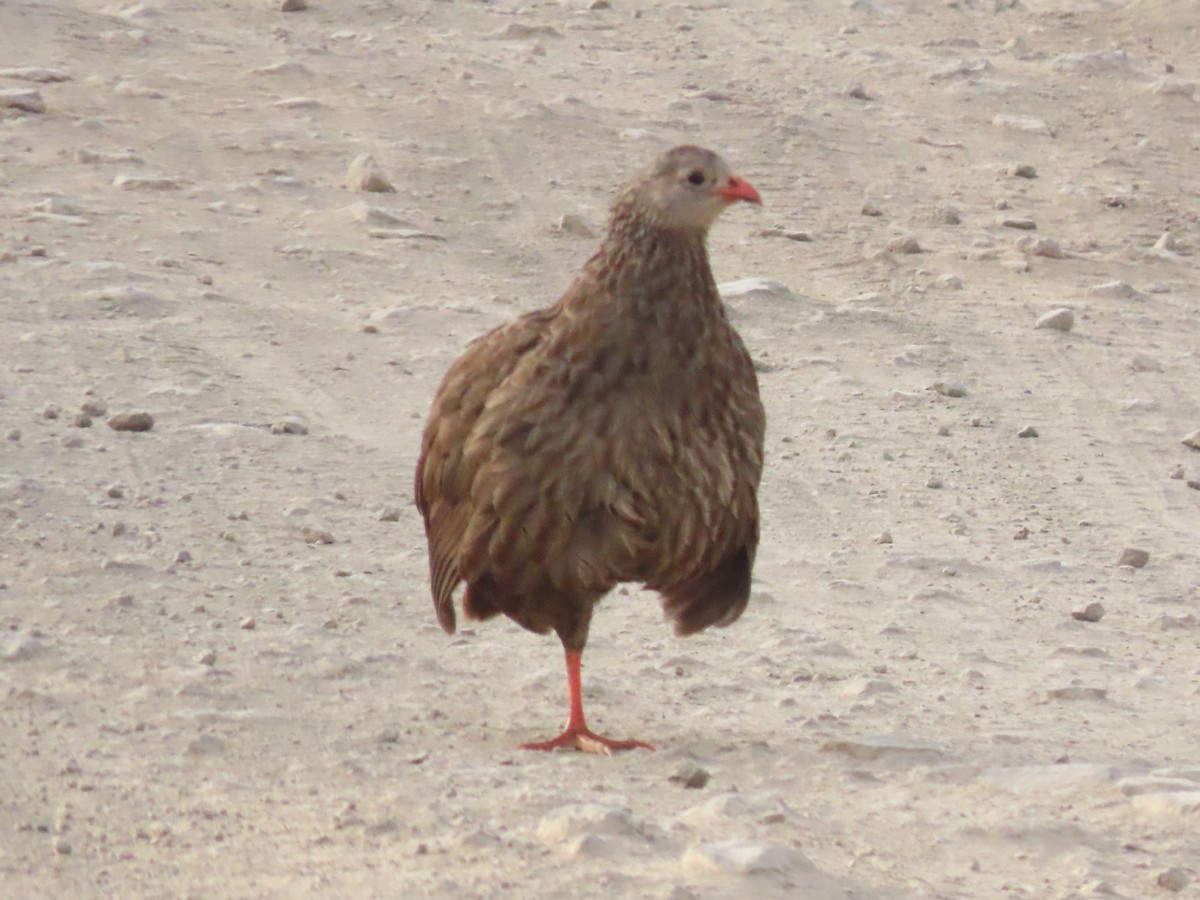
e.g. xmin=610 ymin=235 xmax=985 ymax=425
xmin=2 ymin=1 xmax=1199 ymax=897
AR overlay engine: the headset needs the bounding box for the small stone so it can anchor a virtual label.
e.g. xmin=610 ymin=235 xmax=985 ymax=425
xmin=1009 ymin=164 xmax=1037 ymax=178
xmin=669 ymin=763 xmax=711 ymax=789
xmin=1072 ymin=602 xmax=1105 ymax=623
xmin=273 ymin=96 xmax=321 ymax=109
xmin=43 ymin=404 xmax=60 ymax=420
xmin=1130 ymin=354 xmax=1163 ymax=373
xmin=113 ymin=173 xmax=183 ymax=191
xmin=682 ymin=840 xmax=813 ymax=876
xmin=937 ymin=425 xmax=950 ymax=437
xmin=934 ymin=273 xmax=964 ymax=289
xmin=280 ymin=0 xmax=307 ymax=9
xmin=932 ymin=381 xmax=967 ymax=398
xmin=106 ymin=484 xmax=125 ymax=499
xmin=7 ymin=428 xmax=20 ymax=442
xmin=1117 ymin=548 xmax=1149 ymax=568
xmin=345 ymin=154 xmax=395 ymax=193
xmin=111 ymin=522 xmax=127 ymax=537
xmin=1018 ymin=425 xmax=1039 ymax=438
xmin=72 ymin=413 xmax=93 ymax=428
xmin=197 ymin=649 xmax=217 ymax=666
xmin=556 ymin=214 xmax=596 ymax=238
xmin=240 ymin=617 xmax=256 ymax=630
xmin=1089 ymin=280 xmax=1145 ymax=300
xmin=0 ymin=88 xmax=46 ymax=113
xmin=932 ymin=206 xmax=962 ymax=225
xmin=1181 ymin=430 xmax=1200 ymax=450
xmin=301 ymin=526 xmax=335 ymax=545
xmin=271 ymin=416 xmax=309 ymax=435
xmin=185 ymin=734 xmax=227 ymax=756
xmin=926 ymin=476 xmax=944 ymax=489
xmin=52 ymin=836 xmax=72 ymax=855
xmin=846 ymin=82 xmax=871 ymax=100
xmin=886 ymin=234 xmax=922 ymax=254
xmin=861 ymin=201 xmax=883 ymax=217
xmin=378 ymin=507 xmax=401 ymax=522
xmin=992 ymin=114 xmax=1054 ymax=136
xmin=108 ymin=411 xmax=155 ymax=432
xmin=1157 ymin=868 xmax=1189 ymax=893
xmin=1035 ymin=308 xmax=1074 ymax=331
xmin=1016 ymin=235 xmax=1065 ymax=258
xmin=174 ymin=550 xmax=192 ymax=564
xmin=1001 ymin=217 xmax=1037 ymax=230
xmin=62 ymin=435 xmax=84 ymax=449
xmin=1013 ymin=526 xmax=1030 ymax=540
xmin=875 ymin=531 xmax=893 ymax=544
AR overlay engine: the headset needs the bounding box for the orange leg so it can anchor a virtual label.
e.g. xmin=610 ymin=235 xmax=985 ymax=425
xmin=520 ymin=648 xmax=654 ymax=755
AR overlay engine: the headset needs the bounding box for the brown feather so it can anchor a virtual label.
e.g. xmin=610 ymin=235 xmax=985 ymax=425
xmin=415 ymin=146 xmax=765 ymax=656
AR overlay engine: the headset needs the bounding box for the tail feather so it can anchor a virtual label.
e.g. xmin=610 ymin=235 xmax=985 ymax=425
xmin=659 ymin=544 xmax=752 ymax=637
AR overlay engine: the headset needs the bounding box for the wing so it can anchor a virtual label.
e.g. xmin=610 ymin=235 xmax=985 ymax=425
xmin=415 ymin=307 xmax=558 ymax=633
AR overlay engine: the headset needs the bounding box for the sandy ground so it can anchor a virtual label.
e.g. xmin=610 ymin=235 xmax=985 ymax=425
xmin=2 ymin=0 xmax=1199 ymax=897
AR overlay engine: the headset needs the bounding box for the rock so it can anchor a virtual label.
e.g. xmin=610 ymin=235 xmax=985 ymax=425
xmin=0 ymin=67 xmax=71 ymax=83
xmin=107 ymin=411 xmax=155 ymax=432
xmin=718 ymin=278 xmax=794 ymax=301
xmin=874 ymin=531 xmax=893 ymax=544
xmin=820 ymin=734 xmax=942 ymax=763
xmin=0 ymin=631 xmax=47 ymax=662
xmin=1117 ymin=548 xmax=1149 ymax=568
xmin=993 ymin=114 xmax=1054 ymax=136
xmin=1044 ymin=686 xmax=1108 ymax=702
xmin=0 ymin=88 xmax=46 ymax=113
xmin=845 ymin=82 xmax=871 ymax=100
xmin=682 ymin=840 xmax=813 ymax=876
xmin=280 ymin=0 xmax=307 ymax=9
xmin=240 ymin=617 xmax=256 ymax=630
xmin=345 ymin=154 xmax=395 ymax=193
xmin=271 ymin=416 xmax=309 ymax=435
xmin=1131 ymin=792 xmax=1200 ymax=819
xmin=1035 ymin=308 xmax=1074 ymax=331
xmin=535 ymin=804 xmax=638 ymax=844
xmin=668 ymin=763 xmax=710 ymax=789
xmin=886 ymin=234 xmax=922 ymax=254
xmin=377 ymin=507 xmax=401 ymax=522
xmin=932 ymin=381 xmax=967 ymax=398
xmin=1181 ymin=430 xmax=1200 ymax=450
xmin=1089 ymin=280 xmax=1146 ymax=300
xmin=556 ymin=214 xmax=596 ymax=238
xmin=861 ymin=201 xmax=883 ymax=217
xmin=934 ymin=273 xmax=964 ymax=289
xmin=185 ymin=734 xmax=227 ymax=756
xmin=300 ymin=526 xmax=335 ymax=545
xmin=932 ymin=206 xmax=962 ymax=225
xmin=1009 ymin=164 xmax=1037 ymax=178
xmin=498 ymin=23 xmax=562 ymax=40
xmin=1158 ymin=868 xmax=1189 ymax=892
xmin=273 ymin=96 xmax=321 ymax=109
xmin=113 ymin=173 xmax=183 ymax=191
xmin=1017 ymin=236 xmax=1065 ymax=258
xmin=1018 ymin=425 xmax=1039 ymax=438
xmin=1001 ymin=217 xmax=1037 ymax=230
xmin=985 ymin=764 xmax=1119 ymax=794
xmin=1072 ymin=602 xmax=1105 ymax=623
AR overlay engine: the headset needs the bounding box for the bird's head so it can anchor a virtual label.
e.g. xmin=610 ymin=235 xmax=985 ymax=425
xmin=625 ymin=145 xmax=762 ymax=234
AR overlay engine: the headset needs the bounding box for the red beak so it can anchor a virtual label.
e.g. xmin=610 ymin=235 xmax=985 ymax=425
xmin=716 ymin=174 xmax=762 ymax=205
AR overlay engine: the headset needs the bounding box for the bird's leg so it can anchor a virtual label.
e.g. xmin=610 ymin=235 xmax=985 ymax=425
xmin=520 ymin=647 xmax=654 ymax=755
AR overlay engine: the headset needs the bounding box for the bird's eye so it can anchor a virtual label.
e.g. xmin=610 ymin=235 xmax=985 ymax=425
xmin=686 ymin=170 xmax=706 ymax=186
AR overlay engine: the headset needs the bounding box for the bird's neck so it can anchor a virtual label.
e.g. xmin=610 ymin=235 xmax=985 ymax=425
xmin=569 ymin=206 xmax=725 ymax=331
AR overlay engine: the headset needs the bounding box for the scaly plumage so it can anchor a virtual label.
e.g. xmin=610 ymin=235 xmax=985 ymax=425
xmin=415 ymin=146 xmax=765 ymax=753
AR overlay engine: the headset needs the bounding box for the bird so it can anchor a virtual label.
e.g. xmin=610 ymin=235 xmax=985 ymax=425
xmin=415 ymin=145 xmax=766 ymax=754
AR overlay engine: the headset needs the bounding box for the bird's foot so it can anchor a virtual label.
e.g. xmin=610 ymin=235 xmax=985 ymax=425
xmin=520 ymin=727 xmax=654 ymax=755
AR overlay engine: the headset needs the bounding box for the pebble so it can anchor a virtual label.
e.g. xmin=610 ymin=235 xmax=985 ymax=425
xmin=240 ymin=617 xmax=256 ymax=630
xmin=108 ymin=411 xmax=155 ymax=432
xmin=0 ymin=88 xmax=46 ymax=113
xmin=377 ymin=507 xmax=401 ymax=522
xmin=300 ymin=526 xmax=335 ymax=544
xmin=934 ymin=273 xmax=963 ymax=289
xmin=1089 ymin=280 xmax=1145 ymax=300
xmin=0 ymin=67 xmax=71 ymax=82
xmin=1157 ymin=868 xmax=1189 ymax=892
xmin=1180 ymin=430 xmax=1200 ymax=450
xmin=820 ymin=734 xmax=942 ymax=763
xmin=1013 ymin=526 xmax=1030 ymax=540
xmin=273 ymin=96 xmax=322 ymax=109
xmin=1130 ymin=792 xmax=1200 ymax=819
xmin=932 ymin=380 xmax=967 ymax=398
xmin=52 ymin=836 xmax=72 ymax=855
xmin=1018 ymin=425 xmax=1039 ymax=438
xmin=886 ymin=234 xmax=922 ymax=254
xmin=185 ymin=734 xmax=227 ymax=756
xmin=1072 ymin=602 xmax=1105 ymax=623
xmin=861 ymin=201 xmax=883 ymax=217
xmin=1009 ymin=164 xmax=1037 ymax=178
xmin=280 ymin=0 xmax=308 ymax=10
xmin=271 ymin=416 xmax=309 ymax=435
xmin=993 ymin=114 xmax=1054 ymax=136
xmin=1117 ymin=548 xmax=1149 ymax=569
xmin=668 ymin=763 xmax=711 ymax=789
xmin=1016 ymin=235 xmax=1065 ymax=258
xmin=930 ymin=206 xmax=963 ymax=225
xmin=106 ymin=484 xmax=125 ymax=499
xmin=718 ymin=278 xmax=794 ymax=301
xmin=345 ymin=154 xmax=396 ymax=193
xmin=682 ymin=841 xmax=813 ymax=876
xmin=535 ymin=804 xmax=638 ymax=844
xmin=845 ymin=82 xmax=871 ymax=100
xmin=112 ymin=173 xmax=183 ymax=191
xmin=556 ymin=214 xmax=596 ymax=238
xmin=875 ymin=531 xmax=893 ymax=544
xmin=1001 ymin=217 xmax=1037 ymax=230
xmin=1035 ymin=308 xmax=1074 ymax=331
xmin=1044 ymin=686 xmax=1108 ymax=702
xmin=1 ymin=631 xmax=46 ymax=662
